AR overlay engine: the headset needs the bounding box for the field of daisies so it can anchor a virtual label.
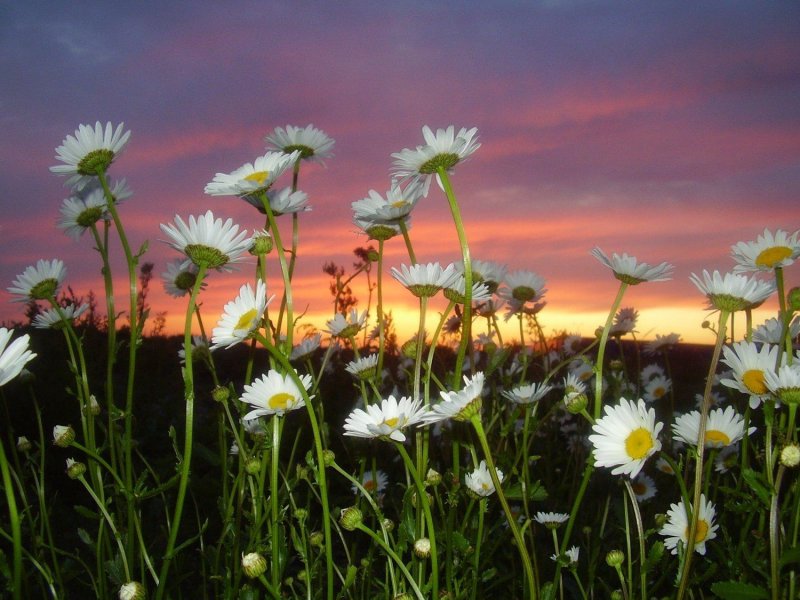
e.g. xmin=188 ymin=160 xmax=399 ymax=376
xmin=1 ymin=122 xmax=799 ymax=600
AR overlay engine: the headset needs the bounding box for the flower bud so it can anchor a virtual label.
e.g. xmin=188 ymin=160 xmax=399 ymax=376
xmin=249 ymin=231 xmax=274 ymax=256
xmin=212 ymin=385 xmax=230 ymax=403
xmin=17 ymin=436 xmax=32 ymax=453
xmin=381 ymin=518 xmax=394 ymax=533
xmin=66 ymin=458 xmax=86 ymax=479
xmin=294 ymin=508 xmax=308 ymax=522
xmin=83 ymin=395 xmax=101 ymax=416
xmin=781 ymin=443 xmax=800 ymax=468
xmin=788 ymin=287 xmax=800 ymax=312
xmin=245 ymin=458 xmax=261 ymax=475
xmin=413 ymin=537 xmax=431 ymax=558
xmin=606 ymin=549 xmax=625 ymax=568
xmin=339 ymin=506 xmax=363 ymax=531
xmin=425 ymin=468 xmax=442 ymax=487
xmin=309 ymin=531 xmax=324 ymax=547
xmin=393 ymin=594 xmax=413 ymax=600
xmin=564 ymin=392 xmax=588 ymax=415
xmin=610 ymin=591 xmax=624 ymax=600
xmin=53 ymin=425 xmax=75 ymax=448
xmin=118 ymin=581 xmax=145 ymax=600
xmin=241 ymin=552 xmax=267 ymax=578
xmin=322 ymin=449 xmax=336 ymax=467
xmin=608 ymin=359 xmax=624 ymax=372
xmin=297 ymin=569 xmax=308 ymax=582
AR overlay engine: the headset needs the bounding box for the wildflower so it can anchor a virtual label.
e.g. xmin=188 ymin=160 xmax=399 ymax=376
xmin=551 ymin=546 xmax=580 ymax=567
xmin=57 ymin=182 xmax=131 ymax=239
xmin=457 ymin=259 xmax=507 ymax=294
xmin=351 ymin=181 xmax=424 ymax=224
xmin=204 ymin=151 xmax=300 ymax=197
xmin=714 ymin=444 xmax=739 ymax=473
xmin=640 ymin=363 xmax=666 ymax=384
xmin=631 ymin=473 xmax=657 ymax=502
xmin=605 ymin=550 xmax=625 ymax=567
xmin=442 ymin=275 xmax=492 ymax=304
xmin=643 ymin=375 xmax=671 ymax=404
xmin=413 ymin=538 xmax=432 ymax=558
xmin=590 ymin=247 xmax=674 ymax=284
xmin=8 ymin=259 xmax=66 ymax=301
xmin=689 ymin=270 xmax=775 ymax=312
xmin=118 ymin=581 xmax=145 ymax=600
xmin=645 ymin=333 xmax=681 ymax=355
xmin=589 ymin=398 xmax=663 ymax=479
xmin=353 ymin=470 xmax=388 ymax=496
xmin=178 ymin=336 xmax=214 ymax=365
xmin=160 ymin=210 xmax=251 ymax=271
xmin=720 ymin=341 xmax=783 ymax=408
xmin=210 ymin=281 xmax=273 ymax=349
xmin=290 ymin=334 xmax=322 ymax=361
xmin=656 ymin=456 xmax=675 ymax=475
xmin=502 ymin=382 xmax=553 ymax=405
xmin=563 ymin=372 xmax=588 ymax=404
xmin=31 ymin=303 xmax=88 ymax=330
xmin=391 ymin=125 xmax=480 ymax=195
xmin=265 ymin=124 xmax=334 ymax=163
xmin=0 ymin=328 xmax=36 ymax=386
xmin=241 ymin=552 xmax=268 ymax=579
xmin=249 ymin=229 xmax=273 ymax=256
xmin=391 ymin=262 xmax=458 ymax=298
xmin=240 ymin=369 xmax=312 ymax=419
xmin=781 ymin=444 xmax=800 ymax=468
xmin=325 ymin=309 xmax=368 ymax=338
xmin=162 ymin=259 xmax=203 ymax=298
xmin=343 ymin=394 xmax=428 ymax=443
xmin=611 ymin=307 xmax=638 ymax=336
xmin=51 ymin=121 xmax=131 ymax=189
xmin=765 ymin=364 xmax=800 ymax=405
xmin=65 ymin=458 xmax=86 ymax=479
xmin=53 ymin=425 xmax=75 ymax=447
xmin=498 ymin=269 xmax=547 ymax=304
xmin=423 ymin=372 xmax=485 ymax=423
xmin=465 ymin=460 xmax=503 ymax=497
xmin=353 ymin=216 xmax=403 ymax=241
xmin=345 ymin=354 xmax=379 ymax=380
xmin=672 ymin=405 xmax=753 ymax=448
xmin=243 ymin=186 xmax=310 ymax=216
xmin=17 ymin=437 xmax=32 ymax=452
xmin=753 ymin=317 xmax=800 ymax=345
xmin=534 ymin=512 xmax=570 ymax=529
xmin=731 ymin=228 xmax=800 ymax=273
xmin=660 ymin=494 xmax=718 ymax=555
xmin=339 ymin=506 xmax=363 ymax=531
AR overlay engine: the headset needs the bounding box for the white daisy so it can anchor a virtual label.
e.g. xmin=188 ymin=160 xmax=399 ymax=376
xmin=551 ymin=546 xmax=580 ymax=566
xmin=325 ymin=309 xmax=368 ymax=338
xmin=731 ymin=228 xmax=800 ymax=273
xmin=498 ymin=270 xmax=547 ymax=304
xmin=631 ymin=473 xmax=657 ymax=502
xmin=160 ymin=210 xmax=251 ymax=271
xmin=210 ymin=281 xmax=273 ymax=349
xmin=590 ymin=247 xmax=674 ymax=285
xmin=351 ymin=181 xmax=424 ymax=224
xmin=345 ymin=354 xmax=379 ymax=380
xmin=457 ymin=259 xmax=507 ymax=294
xmin=753 ymin=317 xmax=800 ymax=345
xmin=442 ymin=276 xmax=492 ymax=305
xmin=178 ymin=335 xmax=213 ymax=365
xmin=589 ymin=397 xmax=663 ymax=478
xmin=660 ymin=494 xmax=718 ymax=556
xmin=673 ymin=406 xmax=753 ymax=448
xmin=534 ymin=512 xmax=570 ymax=528
xmin=8 ymin=259 xmax=66 ymax=302
xmin=391 ymin=262 xmax=459 ymax=298
xmin=290 ymin=334 xmax=322 ymax=361
xmin=611 ymin=307 xmax=639 ymax=336
xmin=343 ymin=394 xmax=428 ymax=443
xmin=57 ymin=188 xmax=108 ymax=240
xmin=464 ymin=460 xmax=503 ymax=497
xmin=243 ymin=186 xmax=310 ymax=216
xmin=656 ymin=456 xmax=675 ymax=475
xmin=0 ymin=328 xmax=36 ymax=387
xmin=720 ymin=341 xmax=783 ymax=408
xmin=391 ymin=125 xmax=480 ymax=195
xmin=563 ymin=372 xmax=588 ymax=403
xmin=640 ymin=363 xmax=666 ymax=384
xmin=353 ymin=216 xmax=404 ymax=241
xmin=241 ymin=369 xmax=312 ymax=419
xmin=502 ymin=382 xmax=553 ymax=405
xmin=645 ymin=333 xmax=681 ymax=355
xmin=765 ymin=364 xmax=800 ymax=405
xmin=265 ymin=124 xmax=334 ymax=164
xmin=714 ymin=444 xmax=739 ymax=473
xmin=689 ymin=270 xmax=775 ymax=312
xmin=162 ymin=259 xmax=204 ymax=298
xmin=474 ymin=298 xmax=506 ymax=319
xmin=32 ymin=303 xmax=89 ymax=329
xmin=423 ymin=372 xmax=485 ymax=424
xmin=50 ymin=121 xmax=131 ymax=189
xmin=643 ymin=375 xmax=671 ymax=404
xmin=204 ymin=151 xmax=300 ymax=197
xmin=352 ymin=470 xmax=389 ymax=496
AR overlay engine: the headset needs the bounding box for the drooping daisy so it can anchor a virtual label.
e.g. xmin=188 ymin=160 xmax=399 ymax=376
xmin=204 ymin=151 xmax=300 ymax=197
xmin=243 ymin=186 xmax=310 ymax=216
xmin=643 ymin=375 xmax=671 ymax=404
xmin=731 ymin=228 xmax=800 ymax=273
xmin=391 ymin=262 xmax=459 ymax=298
xmin=345 ymin=354 xmax=379 ymax=380
xmin=590 ymin=247 xmax=674 ymax=285
xmin=265 ymin=124 xmax=335 ymax=164
xmin=8 ymin=259 xmax=66 ymax=302
xmin=534 ymin=512 xmax=570 ymax=528
xmin=503 ymin=381 xmax=553 ymax=405
xmin=343 ymin=394 xmax=428 ymax=443
xmin=32 ymin=303 xmax=89 ymax=329
xmin=589 ymin=397 xmax=663 ymax=478
xmin=326 ymin=309 xmax=368 ymax=339
xmin=720 ymin=341 xmax=783 ymax=408
xmin=160 ymin=210 xmax=252 ymax=271
xmin=689 ymin=270 xmax=775 ymax=312
xmin=498 ymin=270 xmax=547 ymax=304
xmin=631 ymin=473 xmax=657 ymax=502
xmin=391 ymin=125 xmax=480 ymax=195
xmin=210 ymin=281 xmax=273 ymax=349
xmin=645 ymin=333 xmax=681 ymax=355
xmin=672 ymin=405 xmax=753 ymax=448
xmin=352 ymin=181 xmax=424 ymax=224
xmin=423 ymin=372 xmax=485 ymax=424
xmin=241 ymin=369 xmax=312 ymax=419
xmin=660 ymin=494 xmax=718 ymax=556
xmin=352 ymin=470 xmax=389 ymax=496
xmin=465 ymin=460 xmax=503 ymax=497
xmin=753 ymin=317 xmax=800 ymax=345
xmin=50 ymin=121 xmax=131 ymax=189
xmin=765 ymin=364 xmax=800 ymax=405
xmin=290 ymin=334 xmax=322 ymax=361
xmin=0 ymin=328 xmax=36 ymax=387
xmin=162 ymin=259 xmax=204 ymax=298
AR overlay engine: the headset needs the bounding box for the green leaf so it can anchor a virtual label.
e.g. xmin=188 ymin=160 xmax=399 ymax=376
xmin=710 ymin=582 xmax=769 ymax=599
xmin=643 ymin=540 xmax=664 ymax=573
xmin=503 ymin=480 xmax=547 ymax=502
xmin=73 ymin=505 xmax=100 ymax=520
xmin=343 ymin=564 xmax=358 ymax=589
xmin=741 ymin=468 xmax=773 ymax=508
xmin=780 ymin=546 xmax=800 ymax=567
xmin=77 ymin=528 xmax=93 ymax=545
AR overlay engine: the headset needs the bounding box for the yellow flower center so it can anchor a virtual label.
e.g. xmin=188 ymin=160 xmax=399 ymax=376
xmin=685 ymin=519 xmax=709 ymax=543
xmin=652 ymin=386 xmax=666 ymax=399
xmin=743 ymin=369 xmax=767 ymax=395
xmin=632 ymin=482 xmax=647 ymax=495
xmin=391 ymin=199 xmax=409 ymax=209
xmin=704 ymin=429 xmax=731 ymax=447
xmin=268 ymin=392 xmax=295 ymax=411
xmin=364 ymin=479 xmax=377 ymax=492
xmin=625 ymin=427 xmax=654 ymax=460
xmin=481 ymin=482 xmax=490 ymax=491
xmin=244 ymin=170 xmax=270 ymax=185
xmin=382 ymin=416 xmax=399 ymax=428
xmin=755 ymin=246 xmax=792 ymax=268
xmin=234 ymin=308 xmax=258 ymax=332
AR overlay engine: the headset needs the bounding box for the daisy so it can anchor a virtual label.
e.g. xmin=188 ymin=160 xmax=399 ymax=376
xmin=534 ymin=512 xmax=570 ymax=528
xmin=498 ymin=270 xmax=547 ymax=304
xmin=474 ymin=298 xmax=506 ymax=319
xmin=345 ymin=354 xmax=379 ymax=380
xmin=563 ymin=372 xmax=588 ymax=403
xmin=645 ymin=333 xmax=681 ymax=355
xmin=689 ymin=270 xmax=775 ymax=312
xmin=660 ymin=494 xmax=718 ymax=555
xmin=631 ymin=473 xmax=657 ymax=502
xmin=714 ymin=444 xmax=739 ymax=473
xmin=160 ymin=210 xmax=251 ymax=271
xmin=57 ymin=188 xmax=108 ymax=240
xmin=326 ymin=309 xmax=368 ymax=338
xmin=569 ymin=361 xmax=595 ymax=385
xmin=640 ymin=363 xmax=666 ymax=384
xmin=502 ymin=382 xmax=553 ymax=405
xmin=290 ymin=334 xmax=322 ymax=361
xmin=352 ymin=470 xmax=389 ymax=496
xmin=0 ymin=328 xmax=36 ymax=387
xmin=352 ymin=181 xmax=424 ymax=224
xmin=391 ymin=125 xmax=480 ymax=195
xmin=162 ymin=259 xmax=204 ymax=298
xmin=32 ymin=303 xmax=89 ymax=329
xmin=457 ymin=259 xmax=507 ymax=294
xmin=561 ymin=334 xmax=583 ymax=356
xmin=265 ymin=124 xmax=334 ymax=163
xmin=391 ymin=262 xmax=458 ymax=298
xmin=753 ymin=317 xmax=800 ymax=345
xmin=343 ymin=394 xmax=428 ymax=443
xmin=551 ymin=546 xmax=580 ymax=566
xmin=210 ymin=281 xmax=273 ymax=349
xmin=591 ymin=247 xmax=674 ymax=285
xmin=765 ymin=364 xmax=800 ymax=405
xmin=423 ymin=372 xmax=485 ymax=423
xmin=643 ymin=375 xmax=671 ymax=404
xmin=442 ymin=276 xmax=492 ymax=305
xmin=8 ymin=259 xmax=66 ymax=302
xmin=672 ymin=406 xmax=753 ymax=448
xmin=241 ymin=369 xmax=312 ymax=419
xmin=720 ymin=341 xmax=783 ymax=408
xmin=464 ymin=460 xmax=503 ymax=497
xmin=243 ymin=187 xmax=310 ymax=216
xmin=204 ymin=151 xmax=300 ymax=197
xmin=611 ymin=307 xmax=638 ymax=336
xmin=589 ymin=397 xmax=663 ymax=478
xmin=656 ymin=456 xmax=675 ymax=475
xmin=731 ymin=228 xmax=800 ymax=273
xmin=50 ymin=121 xmax=131 ymax=189
xmin=178 ymin=336 xmax=213 ymax=365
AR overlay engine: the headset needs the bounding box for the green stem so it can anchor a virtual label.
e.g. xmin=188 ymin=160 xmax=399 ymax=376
xmin=624 ymin=480 xmax=647 ymax=600
xmin=259 ymin=193 xmax=295 ymax=350
xmin=594 ymin=282 xmax=629 ymax=420
xmin=77 ymin=475 xmax=130 ymax=581
xmin=270 ymin=415 xmax=282 ymax=592
xmin=0 ymin=439 xmax=22 ymax=600
xmin=355 ymin=524 xmax=425 ymax=600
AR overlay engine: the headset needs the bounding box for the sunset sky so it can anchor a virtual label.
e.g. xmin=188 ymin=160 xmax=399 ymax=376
xmin=1 ymin=1 xmax=799 ymax=345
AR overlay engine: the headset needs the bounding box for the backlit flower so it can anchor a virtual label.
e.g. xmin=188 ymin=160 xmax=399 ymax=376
xmin=502 ymin=382 xmax=553 ymax=405
xmin=265 ymin=124 xmax=334 ymax=163
xmin=345 ymin=354 xmax=379 ymax=380
xmin=457 ymin=259 xmax=507 ymax=294
xmin=731 ymin=228 xmax=800 ymax=273
xmin=57 ymin=188 xmax=108 ymax=239
xmin=243 ymin=186 xmax=310 ymax=216
xmin=8 ymin=259 xmax=66 ymax=301
xmin=442 ymin=276 xmax=492 ymax=304
xmin=672 ymin=406 xmax=753 ymax=448
xmin=392 ymin=262 xmax=459 ymax=298
xmin=720 ymin=341 xmax=783 ymax=408
xmin=51 ymin=121 xmax=131 ymax=189
xmin=465 ymin=460 xmax=503 ymax=497
xmin=351 ymin=181 xmax=424 ymax=224
xmin=32 ymin=303 xmax=89 ymax=329
xmin=211 ymin=281 xmax=272 ymax=349
xmin=591 ymin=247 xmax=673 ymax=285
xmin=589 ymin=397 xmax=663 ymax=478
xmin=690 ymin=270 xmax=775 ymax=312
xmin=0 ymin=328 xmax=36 ymax=386
xmin=343 ymin=394 xmax=427 ymax=443
xmin=160 ymin=210 xmax=251 ymax=270
xmin=753 ymin=317 xmax=800 ymax=345
xmin=204 ymin=151 xmax=300 ymax=197
xmin=326 ymin=309 xmax=368 ymax=338
xmin=660 ymin=494 xmax=718 ymax=555
xmin=290 ymin=334 xmax=322 ymax=361
xmin=423 ymin=372 xmax=485 ymax=423
xmin=162 ymin=259 xmax=204 ymax=298
xmin=611 ymin=307 xmax=638 ymax=336
xmin=645 ymin=333 xmax=681 ymax=355
xmin=241 ymin=369 xmax=312 ymax=419
xmin=498 ymin=270 xmax=547 ymax=304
